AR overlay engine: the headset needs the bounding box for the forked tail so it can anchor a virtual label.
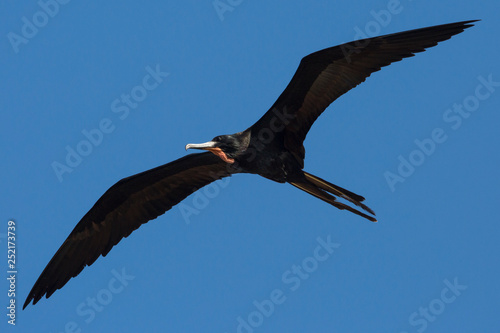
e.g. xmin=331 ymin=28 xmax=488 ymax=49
xmin=289 ymin=171 xmax=377 ymax=222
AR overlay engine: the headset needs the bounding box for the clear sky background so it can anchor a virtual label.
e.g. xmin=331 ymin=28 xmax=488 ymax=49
xmin=2 ymin=1 xmax=499 ymax=332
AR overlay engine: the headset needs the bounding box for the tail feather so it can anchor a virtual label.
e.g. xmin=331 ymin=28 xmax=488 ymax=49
xmin=290 ymin=173 xmax=377 ymax=222
xmin=303 ymin=171 xmax=375 ymax=216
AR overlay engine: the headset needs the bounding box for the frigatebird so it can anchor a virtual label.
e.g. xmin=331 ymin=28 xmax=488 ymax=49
xmin=24 ymin=20 xmax=476 ymax=308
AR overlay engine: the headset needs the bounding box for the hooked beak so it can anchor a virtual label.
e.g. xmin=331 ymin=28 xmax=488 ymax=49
xmin=185 ymin=141 xmax=234 ymax=164
xmin=185 ymin=141 xmax=218 ymax=151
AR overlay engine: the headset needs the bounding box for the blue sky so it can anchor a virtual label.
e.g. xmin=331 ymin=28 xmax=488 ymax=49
xmin=2 ymin=1 xmax=499 ymax=332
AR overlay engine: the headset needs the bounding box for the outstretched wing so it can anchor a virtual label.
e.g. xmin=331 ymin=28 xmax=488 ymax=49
xmin=253 ymin=20 xmax=477 ymax=164
xmin=24 ymin=152 xmax=236 ymax=309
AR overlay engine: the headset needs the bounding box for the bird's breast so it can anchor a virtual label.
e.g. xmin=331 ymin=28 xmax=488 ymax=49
xmin=235 ymin=149 xmax=301 ymax=183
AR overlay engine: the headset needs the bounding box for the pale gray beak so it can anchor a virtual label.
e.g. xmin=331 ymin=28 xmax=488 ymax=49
xmin=185 ymin=141 xmax=218 ymax=151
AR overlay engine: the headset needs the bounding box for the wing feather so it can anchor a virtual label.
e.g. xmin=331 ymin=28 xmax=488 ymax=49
xmin=24 ymin=152 xmax=236 ymax=308
xmin=253 ymin=20 xmax=477 ymax=164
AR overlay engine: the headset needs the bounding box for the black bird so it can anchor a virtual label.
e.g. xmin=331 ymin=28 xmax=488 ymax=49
xmin=24 ymin=20 xmax=476 ymax=309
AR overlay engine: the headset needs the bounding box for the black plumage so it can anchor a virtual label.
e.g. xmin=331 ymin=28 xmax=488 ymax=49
xmin=24 ymin=20 xmax=477 ymax=309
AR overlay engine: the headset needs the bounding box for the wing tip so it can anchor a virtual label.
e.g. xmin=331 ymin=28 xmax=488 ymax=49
xmin=23 ymin=293 xmax=39 ymax=310
xmin=22 ymin=299 xmax=31 ymax=310
xmin=453 ymin=19 xmax=480 ymax=31
xmin=437 ymin=19 xmax=480 ymax=29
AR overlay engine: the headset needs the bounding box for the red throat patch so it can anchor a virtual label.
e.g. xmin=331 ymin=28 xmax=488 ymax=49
xmin=207 ymin=147 xmax=235 ymax=164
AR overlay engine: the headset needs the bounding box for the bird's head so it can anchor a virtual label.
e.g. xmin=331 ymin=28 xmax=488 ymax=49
xmin=185 ymin=133 xmax=248 ymax=164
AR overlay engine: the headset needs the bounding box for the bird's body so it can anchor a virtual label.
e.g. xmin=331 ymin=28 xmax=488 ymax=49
xmin=24 ymin=20 xmax=477 ymax=309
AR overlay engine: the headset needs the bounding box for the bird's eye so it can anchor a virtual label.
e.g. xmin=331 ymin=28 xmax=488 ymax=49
xmin=214 ymin=136 xmax=221 ymax=142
